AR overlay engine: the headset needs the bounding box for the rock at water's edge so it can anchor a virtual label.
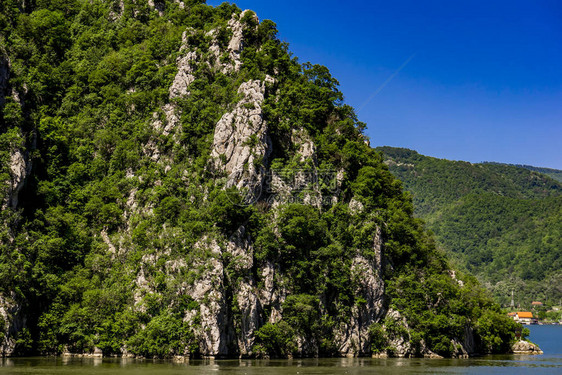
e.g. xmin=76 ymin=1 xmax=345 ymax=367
xmin=511 ymin=340 xmax=543 ymax=355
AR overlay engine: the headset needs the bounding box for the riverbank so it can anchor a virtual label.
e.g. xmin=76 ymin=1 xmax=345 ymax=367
xmin=1 ymin=326 xmax=560 ymax=374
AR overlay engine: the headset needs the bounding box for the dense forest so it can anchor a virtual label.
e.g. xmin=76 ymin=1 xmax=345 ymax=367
xmin=1 ymin=0 xmax=520 ymax=358
xmin=378 ymin=146 xmax=562 ymax=307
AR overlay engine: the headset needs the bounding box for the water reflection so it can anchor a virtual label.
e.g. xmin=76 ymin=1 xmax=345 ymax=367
xmin=1 ymin=356 xmax=562 ymax=374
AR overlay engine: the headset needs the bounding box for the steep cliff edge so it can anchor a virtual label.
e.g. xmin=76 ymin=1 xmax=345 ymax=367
xmin=0 ymin=1 xmax=523 ymax=358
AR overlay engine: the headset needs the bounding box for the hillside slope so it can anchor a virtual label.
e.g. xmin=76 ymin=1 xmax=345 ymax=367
xmin=1 ymin=1 xmax=518 ymax=358
xmin=484 ymin=162 xmax=562 ymax=184
xmin=378 ymin=147 xmax=562 ymax=306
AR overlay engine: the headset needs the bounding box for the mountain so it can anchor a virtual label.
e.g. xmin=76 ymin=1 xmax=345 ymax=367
xmin=1 ymin=1 xmax=519 ymax=358
xmin=377 ymin=146 xmax=562 ymax=307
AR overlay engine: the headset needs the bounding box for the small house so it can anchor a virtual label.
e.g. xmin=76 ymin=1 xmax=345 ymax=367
xmin=515 ymin=311 xmax=537 ymax=325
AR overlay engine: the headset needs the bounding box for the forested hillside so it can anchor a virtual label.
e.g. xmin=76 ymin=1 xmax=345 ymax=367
xmin=378 ymin=147 xmax=562 ymax=306
xmin=1 ymin=0 xmax=519 ymax=358
xmin=484 ymin=162 xmax=562 ymax=184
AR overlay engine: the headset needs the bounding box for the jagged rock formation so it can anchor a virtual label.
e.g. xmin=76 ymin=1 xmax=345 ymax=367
xmin=210 ymin=78 xmax=273 ymax=199
xmin=169 ymin=10 xmax=254 ymax=99
xmin=169 ymin=29 xmax=198 ymax=99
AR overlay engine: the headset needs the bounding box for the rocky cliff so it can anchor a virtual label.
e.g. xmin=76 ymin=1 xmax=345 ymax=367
xmin=0 ymin=1 xmax=522 ymax=358
xmin=1 ymin=45 xmax=31 ymax=355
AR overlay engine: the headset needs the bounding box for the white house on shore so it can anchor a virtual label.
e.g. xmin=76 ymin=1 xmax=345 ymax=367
xmin=512 ymin=311 xmax=538 ymax=325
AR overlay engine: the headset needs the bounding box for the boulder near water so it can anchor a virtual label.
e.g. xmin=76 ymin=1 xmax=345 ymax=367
xmin=511 ymin=340 xmax=543 ymax=355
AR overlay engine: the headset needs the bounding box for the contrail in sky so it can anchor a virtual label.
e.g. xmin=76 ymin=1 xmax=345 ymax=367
xmin=358 ymin=53 xmax=416 ymax=112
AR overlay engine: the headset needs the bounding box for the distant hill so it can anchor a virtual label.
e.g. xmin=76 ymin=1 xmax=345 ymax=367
xmin=483 ymin=162 xmax=562 ymax=183
xmin=377 ymin=146 xmax=562 ymax=307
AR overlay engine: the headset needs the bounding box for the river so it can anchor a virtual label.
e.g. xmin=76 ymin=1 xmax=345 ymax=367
xmin=1 ymin=325 xmax=561 ymax=374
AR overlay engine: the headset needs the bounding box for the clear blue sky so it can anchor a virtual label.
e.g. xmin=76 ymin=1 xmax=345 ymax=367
xmin=207 ymin=0 xmax=562 ymax=169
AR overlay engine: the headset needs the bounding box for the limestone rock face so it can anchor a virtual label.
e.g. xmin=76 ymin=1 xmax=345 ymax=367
xmin=0 ymin=294 xmax=24 ymax=356
xmin=291 ymin=129 xmax=317 ymax=164
xmin=1 ymin=55 xmax=31 ymax=211
xmin=179 ymin=226 xmax=287 ymax=358
xmin=383 ymin=308 xmax=415 ymax=358
xmin=188 ymin=249 xmax=227 ymax=356
xmin=169 ymin=28 xmax=198 ymax=99
xmin=229 ymin=228 xmax=263 ymax=356
xmin=335 ymin=228 xmax=385 ymax=356
xmin=226 ymin=10 xmax=256 ymax=72
xmin=169 ymin=50 xmax=198 ymax=99
xmin=169 ymin=10 xmax=256 ymax=99
xmin=5 ymin=149 xmax=28 ymax=209
xmin=378 ymin=309 xmax=444 ymax=359
xmin=157 ymin=11 xmax=260 ymax=165
xmin=210 ymin=78 xmax=273 ymax=200
xmin=0 ymin=56 xmax=28 ymax=356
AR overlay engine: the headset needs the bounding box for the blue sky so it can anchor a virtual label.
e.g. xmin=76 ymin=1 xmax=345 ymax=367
xmin=207 ymin=0 xmax=562 ymax=169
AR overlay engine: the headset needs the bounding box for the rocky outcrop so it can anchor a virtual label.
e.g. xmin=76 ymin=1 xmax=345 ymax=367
xmin=186 ymin=244 xmax=227 ymax=356
xmin=381 ymin=309 xmax=415 ymax=358
xmin=4 ymin=149 xmax=29 ymax=209
xmin=210 ymin=77 xmax=274 ymax=202
xmin=335 ymin=227 xmax=385 ymax=356
xmin=225 ymin=10 xmax=256 ymax=73
xmin=291 ymin=129 xmax=317 ymax=165
xmin=512 ymin=340 xmax=543 ymax=355
xmin=0 ymin=54 xmax=31 ymax=211
xmin=179 ymin=226 xmax=288 ymax=358
xmin=373 ymin=309 xmax=444 ymax=359
xmin=170 ymin=10 xmax=256 ymax=99
xmin=0 ymin=294 xmax=24 ymax=356
xmin=228 ymin=228 xmax=264 ymax=356
xmin=169 ymin=28 xmax=198 ymax=99
xmin=152 ymin=10 xmax=259 ymax=164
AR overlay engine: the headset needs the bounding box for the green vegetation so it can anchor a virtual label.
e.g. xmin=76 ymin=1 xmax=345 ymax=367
xmin=485 ymin=162 xmax=562 ymax=183
xmin=0 ymin=1 xmax=520 ymax=358
xmin=378 ymin=146 xmax=562 ymax=306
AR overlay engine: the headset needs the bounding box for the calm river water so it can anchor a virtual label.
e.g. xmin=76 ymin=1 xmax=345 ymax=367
xmin=1 ymin=325 xmax=561 ymax=374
